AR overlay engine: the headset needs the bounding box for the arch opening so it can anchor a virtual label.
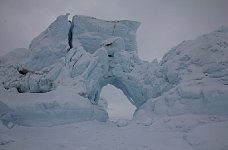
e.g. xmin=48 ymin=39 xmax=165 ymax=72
xmin=100 ymin=84 xmax=136 ymax=121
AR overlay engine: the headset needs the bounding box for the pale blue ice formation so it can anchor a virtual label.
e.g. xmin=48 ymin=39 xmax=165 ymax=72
xmin=12 ymin=14 xmax=173 ymax=108
xmin=0 ymin=14 xmax=228 ymax=127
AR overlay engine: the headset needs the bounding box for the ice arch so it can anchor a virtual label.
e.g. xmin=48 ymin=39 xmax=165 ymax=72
xmin=101 ymin=84 xmax=136 ymax=121
xmin=17 ymin=14 xmax=173 ymax=109
xmin=67 ymin=15 xmax=154 ymax=108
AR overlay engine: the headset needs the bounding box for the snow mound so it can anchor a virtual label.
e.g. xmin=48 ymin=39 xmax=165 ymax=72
xmin=135 ymin=29 xmax=228 ymax=121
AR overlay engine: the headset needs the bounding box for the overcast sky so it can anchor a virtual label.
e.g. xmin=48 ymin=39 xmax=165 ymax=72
xmin=1 ymin=0 xmax=228 ymax=119
xmin=1 ymin=0 xmax=228 ymax=61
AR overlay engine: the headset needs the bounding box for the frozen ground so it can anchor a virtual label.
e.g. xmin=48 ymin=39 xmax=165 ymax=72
xmin=1 ymin=114 xmax=228 ymax=150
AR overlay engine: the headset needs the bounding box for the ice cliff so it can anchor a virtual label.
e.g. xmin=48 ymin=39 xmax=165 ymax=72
xmin=0 ymin=14 xmax=228 ymax=127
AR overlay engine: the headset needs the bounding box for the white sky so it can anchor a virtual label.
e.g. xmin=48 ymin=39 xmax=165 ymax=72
xmin=102 ymin=85 xmax=136 ymax=121
xmin=1 ymin=0 xmax=228 ymax=119
xmin=1 ymin=0 xmax=228 ymax=61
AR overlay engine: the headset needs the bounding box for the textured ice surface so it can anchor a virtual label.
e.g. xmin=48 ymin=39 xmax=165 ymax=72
xmin=71 ymin=15 xmax=140 ymax=53
xmin=25 ymin=14 xmax=71 ymax=71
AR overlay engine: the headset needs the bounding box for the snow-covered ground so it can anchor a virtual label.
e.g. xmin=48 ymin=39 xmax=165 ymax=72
xmin=1 ymin=114 xmax=228 ymax=150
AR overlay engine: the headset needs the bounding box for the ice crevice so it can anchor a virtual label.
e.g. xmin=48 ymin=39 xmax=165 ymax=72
xmin=68 ymin=15 xmax=74 ymax=50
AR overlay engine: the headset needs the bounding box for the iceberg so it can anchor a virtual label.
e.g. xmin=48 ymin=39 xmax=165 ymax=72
xmin=0 ymin=14 xmax=228 ymax=128
xmin=9 ymin=14 xmax=172 ymax=108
